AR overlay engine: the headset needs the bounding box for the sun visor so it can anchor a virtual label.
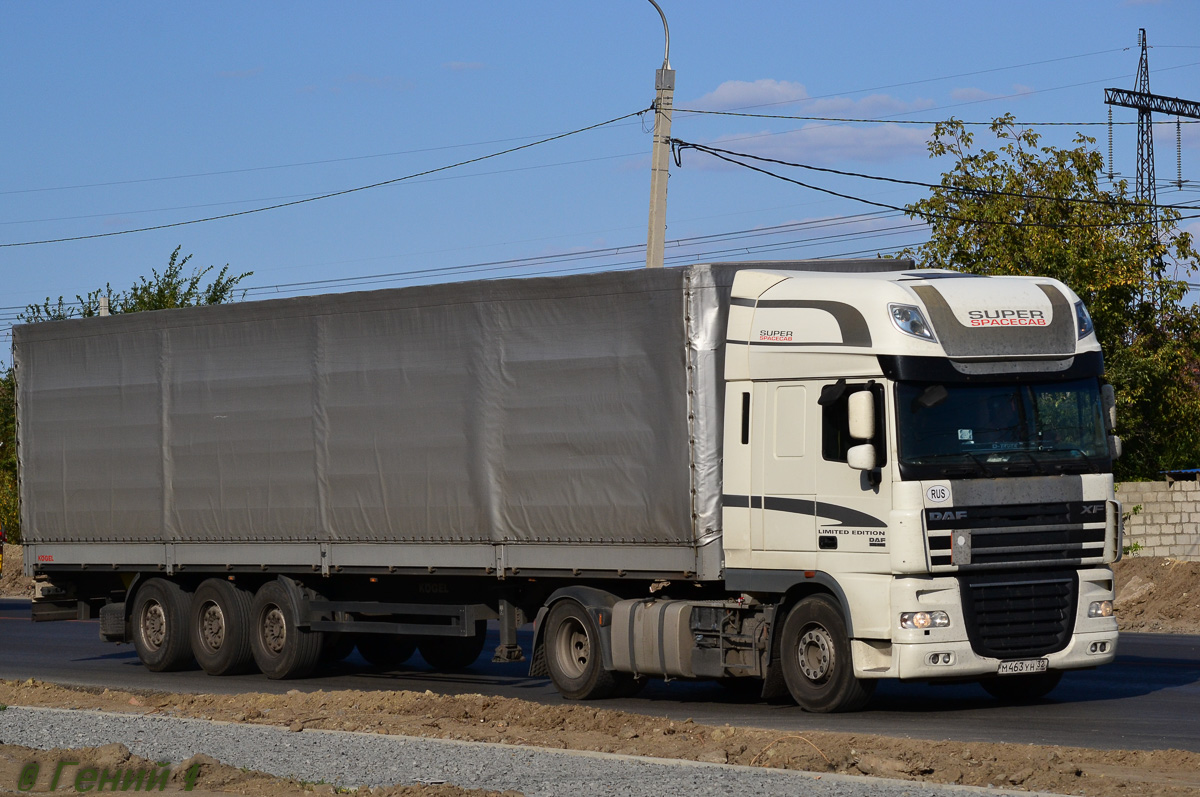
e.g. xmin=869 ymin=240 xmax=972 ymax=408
xmin=911 ymin=281 xmax=1076 ymax=357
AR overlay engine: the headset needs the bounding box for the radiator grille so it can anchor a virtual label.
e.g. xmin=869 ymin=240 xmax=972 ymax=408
xmin=959 ymin=571 xmax=1077 ymax=660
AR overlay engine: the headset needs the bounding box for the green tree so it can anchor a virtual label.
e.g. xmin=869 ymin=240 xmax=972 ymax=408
xmin=902 ymin=114 xmax=1200 ymax=481
xmin=22 ymin=246 xmax=249 ymax=321
xmin=1 ymin=247 xmax=250 ymax=544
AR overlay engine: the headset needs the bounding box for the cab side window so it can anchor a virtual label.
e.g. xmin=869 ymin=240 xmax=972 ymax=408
xmin=820 ymin=382 xmax=886 ymax=464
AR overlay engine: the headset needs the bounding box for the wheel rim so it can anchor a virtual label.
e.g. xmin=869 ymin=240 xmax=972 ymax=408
xmin=141 ymin=600 xmax=166 ymax=651
xmin=261 ymin=606 xmax=287 ymax=655
xmin=797 ymin=625 xmax=834 ymax=683
xmin=199 ymin=601 xmax=226 ymax=652
xmin=553 ymin=616 xmax=590 ymax=679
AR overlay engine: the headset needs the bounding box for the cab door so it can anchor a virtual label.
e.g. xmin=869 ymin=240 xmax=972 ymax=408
xmin=813 ymin=380 xmax=892 ymax=568
xmin=749 ymin=382 xmax=818 ymax=569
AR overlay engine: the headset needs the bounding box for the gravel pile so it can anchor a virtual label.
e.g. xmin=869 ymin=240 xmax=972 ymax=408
xmin=0 ymin=706 xmax=1003 ymax=797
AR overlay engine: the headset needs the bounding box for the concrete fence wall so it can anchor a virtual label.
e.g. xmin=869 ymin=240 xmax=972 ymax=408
xmin=1117 ymin=480 xmax=1200 ymax=561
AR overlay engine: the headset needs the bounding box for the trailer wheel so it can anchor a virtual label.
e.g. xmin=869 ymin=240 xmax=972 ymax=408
xmin=418 ymin=620 xmax=487 ymax=671
xmin=543 ymin=601 xmax=618 ymax=700
xmin=779 ymin=595 xmax=875 ymax=713
xmin=979 ymin=670 xmax=1063 ymax=703
xmin=357 ymin=634 xmax=417 ymax=669
xmin=131 ymin=579 xmax=194 ymax=672
xmin=190 ymin=579 xmax=255 ymax=676
xmin=249 ymin=581 xmax=323 ymax=679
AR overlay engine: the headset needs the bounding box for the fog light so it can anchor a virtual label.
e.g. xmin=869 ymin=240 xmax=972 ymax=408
xmin=1088 ymin=600 xmax=1114 ymax=618
xmin=926 ymin=652 xmax=954 ymax=666
xmin=901 ymin=611 xmax=950 ymax=629
xmin=1087 ymin=641 xmax=1111 ymax=655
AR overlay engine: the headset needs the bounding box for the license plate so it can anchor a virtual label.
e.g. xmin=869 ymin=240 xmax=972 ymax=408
xmin=997 ymin=658 xmax=1048 ymax=675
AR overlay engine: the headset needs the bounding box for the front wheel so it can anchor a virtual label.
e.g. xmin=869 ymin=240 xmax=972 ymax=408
xmin=779 ymin=594 xmax=875 ymax=713
xmin=543 ymin=601 xmax=619 ymax=700
xmin=980 ymin=670 xmax=1063 ymax=703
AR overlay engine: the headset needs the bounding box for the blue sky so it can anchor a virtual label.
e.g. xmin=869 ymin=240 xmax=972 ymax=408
xmin=2 ymin=1 xmax=1198 ymax=350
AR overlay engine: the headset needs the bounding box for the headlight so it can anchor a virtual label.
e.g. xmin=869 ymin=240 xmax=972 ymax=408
xmin=1088 ymin=600 xmax=1113 ymax=618
xmin=889 ymin=303 xmax=937 ymax=342
xmin=1076 ymin=301 xmax=1094 ymax=339
xmin=900 ymin=610 xmax=950 ymax=629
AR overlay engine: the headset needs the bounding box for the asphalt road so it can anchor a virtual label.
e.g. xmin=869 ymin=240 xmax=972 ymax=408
xmin=2 ymin=597 xmax=1197 ymax=753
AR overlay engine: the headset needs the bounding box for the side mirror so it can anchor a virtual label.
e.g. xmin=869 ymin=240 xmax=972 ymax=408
xmin=847 ymin=443 xmax=877 ymax=471
xmin=848 ymin=391 xmax=875 ymax=440
xmin=1101 ymin=384 xmax=1117 ymax=431
xmin=1108 ymin=434 xmax=1123 ymax=460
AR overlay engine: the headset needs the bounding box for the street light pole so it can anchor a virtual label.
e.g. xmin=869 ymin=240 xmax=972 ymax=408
xmin=644 ymin=0 xmax=674 ymax=268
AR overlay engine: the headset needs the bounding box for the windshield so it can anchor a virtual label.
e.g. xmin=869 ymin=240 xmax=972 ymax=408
xmin=896 ymin=378 xmax=1110 ymax=479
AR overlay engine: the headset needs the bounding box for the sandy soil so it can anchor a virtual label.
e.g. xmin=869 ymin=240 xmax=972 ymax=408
xmin=0 ymin=545 xmax=32 ymax=599
xmin=1112 ymin=556 xmax=1200 ymax=633
xmin=0 ymin=741 xmax=521 ymax=795
xmin=2 ymin=680 xmax=1200 ymax=797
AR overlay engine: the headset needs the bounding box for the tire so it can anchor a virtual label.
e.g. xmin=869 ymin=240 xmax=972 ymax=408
xmin=980 ymin=670 xmax=1063 ymax=703
xmin=249 ymin=580 xmax=323 ymax=679
xmin=357 ymin=634 xmax=417 ymax=670
xmin=190 ymin=578 xmax=255 ymax=675
xmin=543 ymin=601 xmax=618 ymax=700
xmin=131 ymin=578 xmax=194 ymax=672
xmin=778 ymin=594 xmax=876 ymax=713
xmin=418 ymin=620 xmax=487 ymax=671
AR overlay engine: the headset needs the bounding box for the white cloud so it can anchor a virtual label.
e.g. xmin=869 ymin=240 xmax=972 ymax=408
xmin=693 ymin=123 xmax=932 ymax=168
xmin=687 ymin=79 xmax=934 ymax=120
xmin=949 ymin=84 xmax=1035 ymax=103
xmin=688 ymin=79 xmax=810 ymax=111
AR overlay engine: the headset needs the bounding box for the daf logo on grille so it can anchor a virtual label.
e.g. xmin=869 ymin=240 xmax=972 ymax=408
xmin=929 ymin=510 xmax=968 ymax=521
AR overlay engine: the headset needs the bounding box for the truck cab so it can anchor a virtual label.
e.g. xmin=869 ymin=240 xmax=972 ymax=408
xmin=719 ymin=266 xmax=1119 ymax=707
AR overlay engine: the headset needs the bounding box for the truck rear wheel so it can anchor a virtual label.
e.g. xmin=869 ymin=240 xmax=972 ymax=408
xmin=190 ymin=579 xmax=254 ymax=676
xmin=357 ymin=634 xmax=417 ymax=669
xmin=131 ymin=578 xmax=194 ymax=672
xmin=980 ymin=670 xmax=1063 ymax=703
xmin=418 ymin=620 xmax=487 ymax=671
xmin=249 ymin=581 xmax=323 ymax=679
xmin=544 ymin=601 xmax=619 ymax=699
xmin=779 ymin=595 xmax=875 ymax=713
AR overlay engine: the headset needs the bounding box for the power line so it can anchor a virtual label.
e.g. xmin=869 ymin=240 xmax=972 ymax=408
xmin=703 ymin=47 xmax=1130 ymax=114
xmin=675 ymin=108 xmax=1200 ymax=126
xmin=671 ymin=140 xmax=1200 ymax=212
xmin=0 ymin=48 xmax=1136 ymax=199
xmin=0 ymin=108 xmax=650 ymax=248
xmin=2 ymin=151 xmax=644 ymax=228
xmin=672 ymin=141 xmax=1200 ymax=230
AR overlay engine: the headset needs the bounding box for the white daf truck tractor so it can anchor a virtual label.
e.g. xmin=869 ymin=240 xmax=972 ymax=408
xmin=16 ymin=259 xmax=1121 ymax=713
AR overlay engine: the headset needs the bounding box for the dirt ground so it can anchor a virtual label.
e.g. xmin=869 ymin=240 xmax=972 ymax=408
xmin=0 ymin=741 xmax=521 ymax=795
xmin=1112 ymin=556 xmax=1200 ymax=633
xmin=2 ymin=679 xmax=1200 ymax=797
xmin=0 ymin=545 xmax=32 ymax=599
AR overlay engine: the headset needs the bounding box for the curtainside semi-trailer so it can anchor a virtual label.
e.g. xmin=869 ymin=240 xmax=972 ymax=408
xmin=16 ymin=260 xmax=1121 ymax=712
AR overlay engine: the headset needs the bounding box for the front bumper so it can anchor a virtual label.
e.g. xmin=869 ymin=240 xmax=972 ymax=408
xmin=852 ymin=567 xmax=1118 ymax=680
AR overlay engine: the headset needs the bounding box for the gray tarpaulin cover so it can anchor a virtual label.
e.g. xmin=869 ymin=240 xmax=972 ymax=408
xmin=15 ymin=266 xmax=743 ymax=550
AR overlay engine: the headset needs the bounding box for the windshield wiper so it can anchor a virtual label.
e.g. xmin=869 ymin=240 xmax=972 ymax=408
xmin=1041 ymin=447 xmax=1102 ymax=474
xmin=908 ymin=451 xmax=994 ymax=477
